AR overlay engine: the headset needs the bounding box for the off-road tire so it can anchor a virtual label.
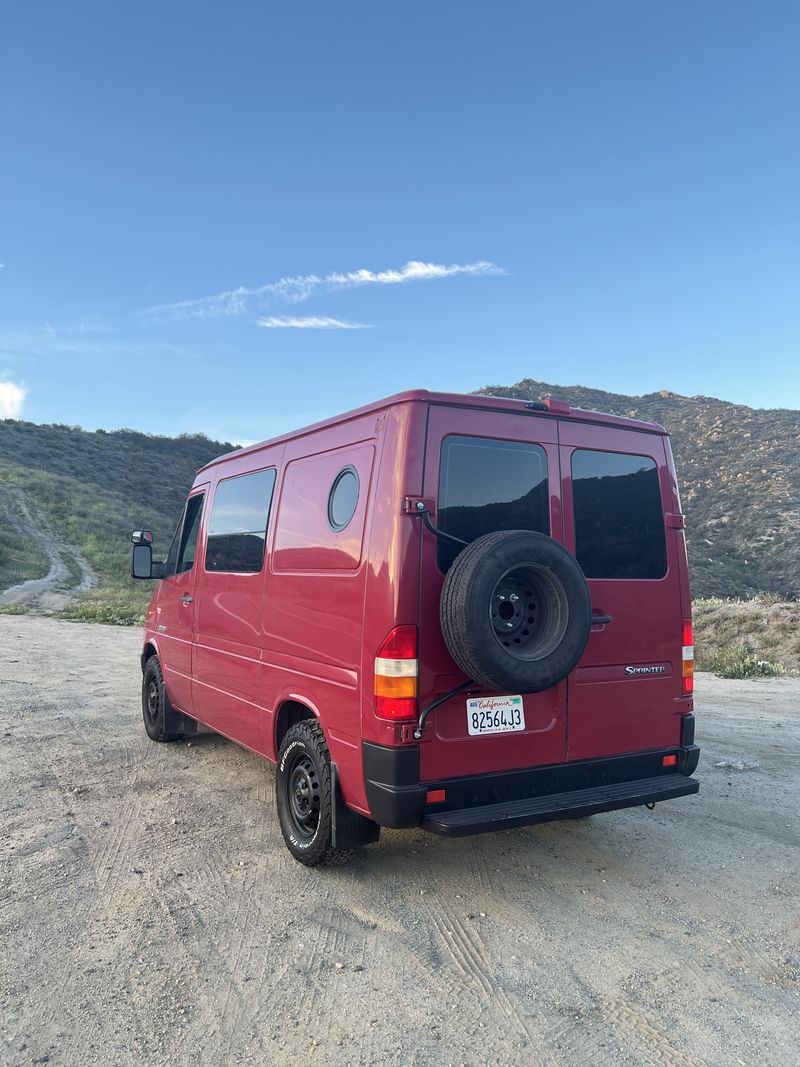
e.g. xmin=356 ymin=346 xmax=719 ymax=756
xmin=440 ymin=530 xmax=592 ymax=693
xmin=142 ymin=656 xmax=182 ymax=742
xmin=276 ymin=720 xmax=355 ymax=867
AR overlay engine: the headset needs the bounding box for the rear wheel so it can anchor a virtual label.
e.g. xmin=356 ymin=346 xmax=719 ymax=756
xmin=142 ymin=656 xmax=181 ymax=742
xmin=276 ymin=720 xmax=355 ymax=866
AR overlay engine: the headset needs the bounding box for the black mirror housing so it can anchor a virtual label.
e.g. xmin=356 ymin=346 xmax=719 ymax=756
xmin=131 ymin=542 xmax=153 ymax=579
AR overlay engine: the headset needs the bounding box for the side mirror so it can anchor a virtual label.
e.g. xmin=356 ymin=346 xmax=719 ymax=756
xmin=131 ymin=542 xmax=153 ymax=579
xmin=130 ymin=531 xmax=164 ymax=580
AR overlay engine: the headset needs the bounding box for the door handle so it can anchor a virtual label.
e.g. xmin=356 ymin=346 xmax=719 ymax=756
xmin=180 ymin=595 xmax=193 ymax=604
xmin=591 ymin=614 xmax=612 ymax=625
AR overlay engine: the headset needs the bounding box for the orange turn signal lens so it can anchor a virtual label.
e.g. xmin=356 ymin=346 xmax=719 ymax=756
xmin=374 ymin=674 xmax=417 ymax=699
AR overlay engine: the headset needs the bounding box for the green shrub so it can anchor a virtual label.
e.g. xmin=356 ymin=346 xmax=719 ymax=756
xmin=0 ymin=602 xmax=31 ymax=615
xmin=701 ymin=641 xmax=786 ymax=679
xmin=58 ymin=586 xmax=148 ymax=627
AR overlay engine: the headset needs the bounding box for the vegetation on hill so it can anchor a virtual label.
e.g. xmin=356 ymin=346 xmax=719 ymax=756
xmin=0 ymin=492 xmax=49 ymax=591
xmin=476 ymin=380 xmax=800 ymax=600
xmin=693 ymin=595 xmax=799 ymax=677
xmin=0 ymin=420 xmax=231 ymax=624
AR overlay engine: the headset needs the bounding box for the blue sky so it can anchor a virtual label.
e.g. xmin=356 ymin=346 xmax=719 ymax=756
xmin=1 ymin=1 xmax=798 ymax=442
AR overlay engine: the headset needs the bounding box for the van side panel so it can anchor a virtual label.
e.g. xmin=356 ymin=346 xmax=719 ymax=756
xmin=192 ymin=447 xmax=284 ymax=754
xmin=261 ymin=413 xmax=383 ymax=814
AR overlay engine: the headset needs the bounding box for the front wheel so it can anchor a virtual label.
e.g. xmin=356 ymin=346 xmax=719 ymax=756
xmin=276 ymin=720 xmax=355 ymax=866
xmin=142 ymin=656 xmax=181 ymax=742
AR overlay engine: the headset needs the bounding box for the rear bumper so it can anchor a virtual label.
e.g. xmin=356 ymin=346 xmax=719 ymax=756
xmin=362 ymin=737 xmax=700 ymax=834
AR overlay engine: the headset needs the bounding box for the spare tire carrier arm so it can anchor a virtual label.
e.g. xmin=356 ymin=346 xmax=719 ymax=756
xmin=409 ymin=500 xmax=469 ymax=548
xmin=408 ymin=503 xmax=473 ymax=738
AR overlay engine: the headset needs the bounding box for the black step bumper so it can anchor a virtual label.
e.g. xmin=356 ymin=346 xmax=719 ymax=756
xmin=363 ymin=735 xmax=700 ymax=832
xmin=422 ymin=772 xmax=699 ymax=837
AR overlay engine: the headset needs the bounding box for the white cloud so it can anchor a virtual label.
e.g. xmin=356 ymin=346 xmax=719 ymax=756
xmin=256 ymin=315 xmax=370 ymax=330
xmin=143 ymin=259 xmax=505 ymax=320
xmin=0 ymin=380 xmax=26 ymax=419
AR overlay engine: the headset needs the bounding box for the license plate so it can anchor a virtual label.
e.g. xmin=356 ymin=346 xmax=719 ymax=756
xmin=467 ymin=695 xmax=525 ymax=736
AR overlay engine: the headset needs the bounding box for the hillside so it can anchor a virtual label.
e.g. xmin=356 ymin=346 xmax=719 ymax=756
xmin=0 ymin=420 xmax=231 ymax=623
xmin=476 ymin=380 xmax=800 ymax=599
xmin=1 ymin=381 xmax=798 ymax=624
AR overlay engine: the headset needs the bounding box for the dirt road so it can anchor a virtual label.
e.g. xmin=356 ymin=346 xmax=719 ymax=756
xmin=1 ymin=616 xmax=798 ymax=1067
xmin=0 ymin=480 xmax=97 ymax=611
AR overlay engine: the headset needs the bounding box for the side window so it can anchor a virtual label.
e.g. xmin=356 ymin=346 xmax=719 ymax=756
xmin=437 ymin=436 xmax=550 ymax=571
xmin=571 ymin=450 xmax=667 ymax=579
xmin=165 ymin=492 xmax=205 ymax=576
xmin=178 ymin=494 xmax=204 ymax=573
xmin=327 ymin=466 xmax=359 ymax=531
xmin=205 ymin=468 xmax=276 ymax=574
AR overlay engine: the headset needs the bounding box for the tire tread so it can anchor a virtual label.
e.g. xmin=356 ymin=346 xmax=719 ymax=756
xmin=277 ymin=719 xmax=355 ymax=867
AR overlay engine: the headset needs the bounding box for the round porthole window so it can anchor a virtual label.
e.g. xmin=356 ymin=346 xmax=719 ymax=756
xmin=328 ymin=466 xmax=359 ymax=531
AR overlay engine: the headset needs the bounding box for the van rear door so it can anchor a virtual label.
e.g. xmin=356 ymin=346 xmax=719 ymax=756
xmin=418 ymin=404 xmax=566 ymax=783
xmin=557 ymin=422 xmax=685 ymax=760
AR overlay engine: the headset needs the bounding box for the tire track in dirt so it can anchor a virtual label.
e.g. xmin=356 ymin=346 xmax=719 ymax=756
xmin=411 ymin=858 xmax=541 ymax=1059
xmin=0 ymin=477 xmax=97 ymax=610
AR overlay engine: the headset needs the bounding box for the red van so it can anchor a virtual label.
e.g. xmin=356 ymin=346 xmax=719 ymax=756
xmin=131 ymin=390 xmax=699 ymax=865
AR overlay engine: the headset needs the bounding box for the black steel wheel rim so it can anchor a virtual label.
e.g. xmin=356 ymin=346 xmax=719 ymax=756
xmin=489 ymin=563 xmax=569 ymax=662
xmin=286 ymin=753 xmax=321 ymax=840
xmin=145 ymin=678 xmax=160 ymax=725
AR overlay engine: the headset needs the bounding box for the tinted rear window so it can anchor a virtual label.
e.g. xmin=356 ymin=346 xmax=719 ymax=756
xmin=205 ymin=468 xmax=276 ymax=573
xmin=438 ymin=436 xmax=549 ymax=571
xmin=571 ymin=450 xmax=667 ymax=579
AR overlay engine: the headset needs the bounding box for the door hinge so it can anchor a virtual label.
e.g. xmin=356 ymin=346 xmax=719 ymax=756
xmin=403 ymin=496 xmax=434 ymax=514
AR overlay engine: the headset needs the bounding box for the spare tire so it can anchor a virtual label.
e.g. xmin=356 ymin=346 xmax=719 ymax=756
xmin=440 ymin=530 xmax=591 ymax=693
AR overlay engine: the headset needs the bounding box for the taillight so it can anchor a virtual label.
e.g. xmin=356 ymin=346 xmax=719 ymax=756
xmin=682 ymin=619 xmax=694 ymax=695
xmin=374 ymin=625 xmax=418 ymax=720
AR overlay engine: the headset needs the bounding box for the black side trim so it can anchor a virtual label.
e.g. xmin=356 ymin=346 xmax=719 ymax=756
xmin=331 ymin=763 xmax=380 ymax=850
xmin=362 ymin=741 xmax=425 ymax=828
xmin=681 ymin=713 xmax=696 ymax=747
xmin=680 ymin=744 xmax=700 ymax=777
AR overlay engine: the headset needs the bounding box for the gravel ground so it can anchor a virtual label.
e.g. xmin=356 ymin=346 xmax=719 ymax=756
xmin=1 ymin=616 xmax=798 ymax=1067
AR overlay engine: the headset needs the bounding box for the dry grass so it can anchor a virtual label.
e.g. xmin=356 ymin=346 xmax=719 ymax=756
xmin=694 ymin=596 xmax=800 ymax=677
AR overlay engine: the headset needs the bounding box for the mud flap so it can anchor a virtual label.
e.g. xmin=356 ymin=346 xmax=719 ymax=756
xmin=331 ymin=763 xmax=380 ymax=850
xmin=162 ymin=689 xmax=199 ymax=737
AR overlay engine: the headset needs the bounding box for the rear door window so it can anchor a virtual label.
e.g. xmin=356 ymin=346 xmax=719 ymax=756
xmin=205 ymin=469 xmax=276 ymax=573
xmin=571 ymin=450 xmax=666 ymax=579
xmin=437 ymin=436 xmax=549 ymax=571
